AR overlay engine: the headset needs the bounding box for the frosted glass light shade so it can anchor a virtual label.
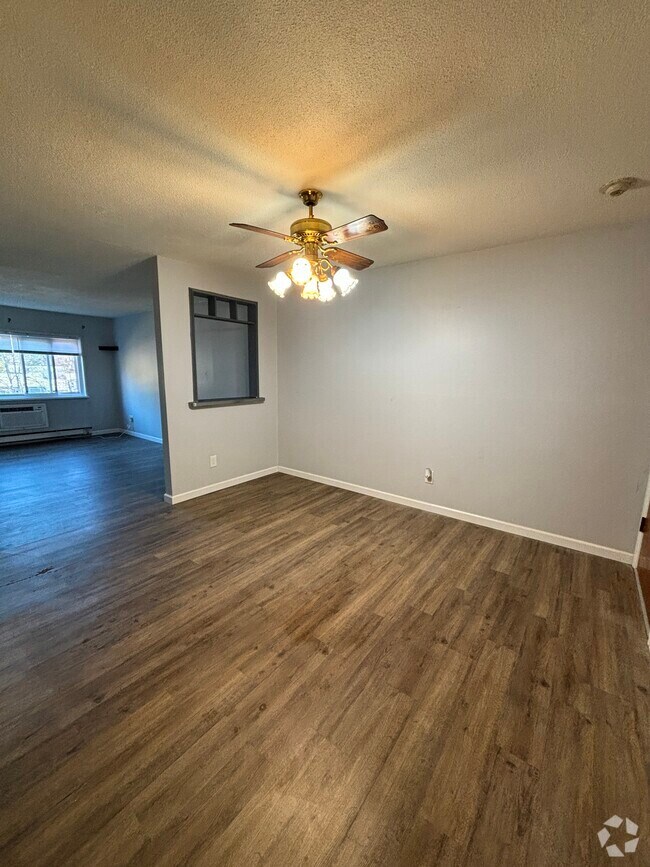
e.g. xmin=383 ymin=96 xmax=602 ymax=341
xmin=333 ymin=267 xmax=358 ymax=296
xmin=301 ymin=276 xmax=320 ymax=300
xmin=268 ymin=271 xmax=291 ymax=297
xmin=318 ymin=278 xmax=336 ymax=302
xmin=291 ymin=257 xmax=312 ymax=286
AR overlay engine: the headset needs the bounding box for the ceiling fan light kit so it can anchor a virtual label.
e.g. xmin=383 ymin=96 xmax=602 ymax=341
xmin=230 ymin=189 xmax=387 ymax=302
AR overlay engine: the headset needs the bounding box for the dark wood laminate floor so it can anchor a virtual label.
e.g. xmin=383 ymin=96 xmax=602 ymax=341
xmin=0 ymin=438 xmax=648 ymax=866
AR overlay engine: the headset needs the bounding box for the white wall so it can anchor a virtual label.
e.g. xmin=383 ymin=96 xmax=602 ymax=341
xmin=278 ymin=221 xmax=650 ymax=557
xmin=154 ymin=257 xmax=278 ymax=500
xmin=0 ymin=304 xmax=122 ymax=432
xmin=114 ymin=311 xmax=162 ymax=441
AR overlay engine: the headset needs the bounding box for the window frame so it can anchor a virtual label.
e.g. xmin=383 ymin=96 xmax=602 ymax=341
xmin=0 ymin=331 xmax=87 ymax=400
xmin=188 ymin=288 xmax=263 ymax=408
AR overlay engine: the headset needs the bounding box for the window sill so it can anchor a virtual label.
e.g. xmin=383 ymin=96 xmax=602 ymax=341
xmin=0 ymin=395 xmax=88 ymax=401
xmin=188 ymin=397 xmax=265 ymax=409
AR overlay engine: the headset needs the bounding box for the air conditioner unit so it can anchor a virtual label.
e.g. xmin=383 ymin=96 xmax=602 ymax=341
xmin=0 ymin=403 xmax=49 ymax=433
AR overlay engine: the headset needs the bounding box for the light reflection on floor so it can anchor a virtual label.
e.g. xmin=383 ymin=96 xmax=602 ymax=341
xmin=0 ymin=436 xmax=164 ymax=563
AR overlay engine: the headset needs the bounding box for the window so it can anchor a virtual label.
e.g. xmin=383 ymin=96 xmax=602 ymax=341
xmin=189 ymin=289 xmax=260 ymax=405
xmin=0 ymin=333 xmax=86 ymax=398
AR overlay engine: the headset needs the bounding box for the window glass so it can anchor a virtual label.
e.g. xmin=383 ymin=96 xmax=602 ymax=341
xmin=24 ymin=354 xmax=53 ymax=394
xmin=54 ymin=355 xmax=81 ymax=394
xmin=0 ymin=334 xmax=85 ymax=398
xmin=0 ymin=352 xmax=23 ymax=395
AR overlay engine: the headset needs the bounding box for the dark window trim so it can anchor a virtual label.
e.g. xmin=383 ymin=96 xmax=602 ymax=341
xmin=193 ymin=313 xmax=256 ymax=326
xmin=188 ymin=287 xmax=262 ymax=406
xmin=188 ymin=397 xmax=265 ymax=409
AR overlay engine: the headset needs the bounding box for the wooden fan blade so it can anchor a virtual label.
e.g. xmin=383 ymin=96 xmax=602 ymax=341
xmin=327 ymin=247 xmax=374 ymax=271
xmin=255 ymin=250 xmax=300 ymax=269
xmin=230 ymin=223 xmax=296 ymax=243
xmin=323 ymin=215 xmax=387 ymax=244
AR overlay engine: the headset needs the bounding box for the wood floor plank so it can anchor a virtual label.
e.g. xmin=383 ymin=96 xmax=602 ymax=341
xmin=0 ymin=437 xmax=648 ymax=866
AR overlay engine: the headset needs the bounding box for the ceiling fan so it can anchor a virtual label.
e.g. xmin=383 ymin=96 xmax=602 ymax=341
xmin=230 ymin=189 xmax=388 ymax=302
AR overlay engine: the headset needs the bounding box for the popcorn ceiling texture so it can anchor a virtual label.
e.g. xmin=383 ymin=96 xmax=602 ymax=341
xmin=0 ymin=1 xmax=648 ymax=314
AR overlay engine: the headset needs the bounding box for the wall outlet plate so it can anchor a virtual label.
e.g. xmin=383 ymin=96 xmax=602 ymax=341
xmin=424 ymin=468 xmax=433 ymax=484
xmin=210 ymin=454 xmax=218 ymax=468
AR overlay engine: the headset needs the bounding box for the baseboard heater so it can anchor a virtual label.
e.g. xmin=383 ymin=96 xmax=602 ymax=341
xmin=0 ymin=405 xmax=90 ymax=445
xmin=0 ymin=427 xmax=91 ymax=445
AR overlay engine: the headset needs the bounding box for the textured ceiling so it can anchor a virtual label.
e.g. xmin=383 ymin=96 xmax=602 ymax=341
xmin=0 ymin=1 xmax=649 ymax=315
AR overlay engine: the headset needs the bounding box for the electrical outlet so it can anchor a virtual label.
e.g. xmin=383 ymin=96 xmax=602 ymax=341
xmin=210 ymin=454 xmax=217 ymax=468
xmin=424 ymin=468 xmax=433 ymax=484
xmin=128 ymin=416 xmax=134 ymax=431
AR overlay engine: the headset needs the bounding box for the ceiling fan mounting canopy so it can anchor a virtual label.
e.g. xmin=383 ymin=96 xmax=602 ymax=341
xmin=229 ymin=189 xmax=388 ymax=302
xmin=290 ymin=189 xmax=331 ymax=236
xmin=298 ymin=188 xmax=323 ymax=208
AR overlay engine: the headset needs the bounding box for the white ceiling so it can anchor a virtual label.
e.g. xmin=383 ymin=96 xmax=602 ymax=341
xmin=1 ymin=1 xmax=648 ymax=316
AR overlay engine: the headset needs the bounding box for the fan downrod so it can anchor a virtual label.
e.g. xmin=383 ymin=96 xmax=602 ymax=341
xmin=291 ymin=189 xmax=331 ymax=236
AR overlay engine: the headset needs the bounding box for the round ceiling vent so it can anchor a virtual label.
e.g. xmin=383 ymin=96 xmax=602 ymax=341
xmin=599 ymin=177 xmax=637 ymax=197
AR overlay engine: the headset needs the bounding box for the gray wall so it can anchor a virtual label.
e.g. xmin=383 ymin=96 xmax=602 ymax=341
xmin=278 ymin=221 xmax=650 ymax=555
xmin=114 ymin=311 xmax=162 ymax=441
xmin=194 ymin=317 xmax=250 ymax=401
xmin=154 ymin=257 xmax=278 ymax=497
xmin=0 ymin=304 xmax=122 ymax=432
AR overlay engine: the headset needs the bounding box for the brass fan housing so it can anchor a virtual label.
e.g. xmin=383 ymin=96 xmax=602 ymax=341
xmin=289 ymin=216 xmax=332 ymax=237
xmin=291 ymin=189 xmax=332 ymax=242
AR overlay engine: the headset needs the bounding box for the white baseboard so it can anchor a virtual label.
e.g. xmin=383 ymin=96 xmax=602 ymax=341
xmin=123 ymin=429 xmax=163 ymax=444
xmin=91 ymin=429 xmax=163 ymax=443
xmin=164 ymin=466 xmax=279 ymax=505
xmin=278 ymin=466 xmax=633 ymax=564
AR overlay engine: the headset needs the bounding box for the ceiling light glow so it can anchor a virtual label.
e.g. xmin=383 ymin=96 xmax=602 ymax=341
xmin=318 ymin=278 xmax=336 ymax=303
xmin=333 ymin=268 xmax=358 ymax=296
xmin=268 ymin=271 xmax=291 ymax=297
xmin=301 ymin=276 xmax=320 ymax=300
xmin=290 ymin=257 xmax=313 ymax=286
